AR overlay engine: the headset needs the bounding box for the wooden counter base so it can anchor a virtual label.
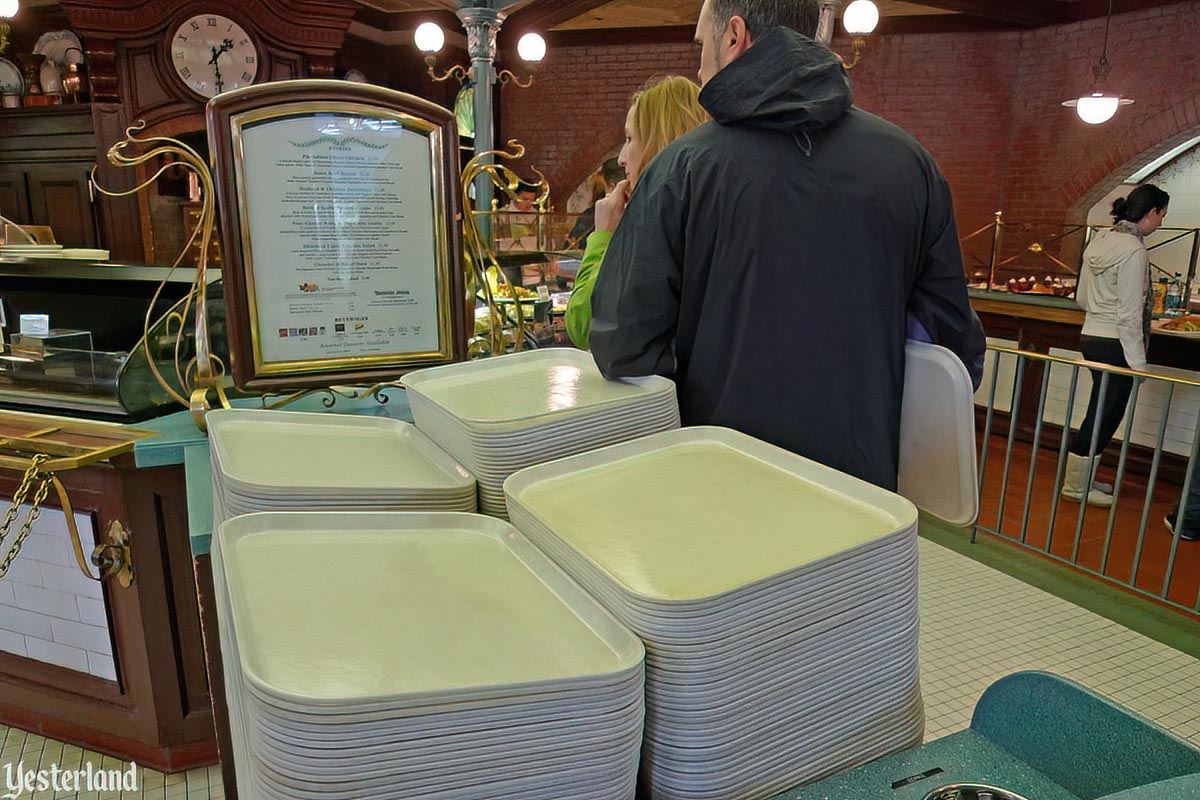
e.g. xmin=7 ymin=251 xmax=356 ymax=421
xmin=0 ymin=458 xmax=217 ymax=772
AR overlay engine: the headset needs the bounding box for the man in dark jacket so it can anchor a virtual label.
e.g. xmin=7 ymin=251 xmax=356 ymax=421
xmin=589 ymin=0 xmax=986 ymax=491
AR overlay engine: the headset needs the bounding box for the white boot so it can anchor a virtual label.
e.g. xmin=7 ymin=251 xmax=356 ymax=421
xmin=1061 ymin=453 xmax=1114 ymax=507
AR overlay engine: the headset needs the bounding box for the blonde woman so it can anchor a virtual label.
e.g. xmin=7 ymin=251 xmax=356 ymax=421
xmin=566 ymin=76 xmax=709 ymax=349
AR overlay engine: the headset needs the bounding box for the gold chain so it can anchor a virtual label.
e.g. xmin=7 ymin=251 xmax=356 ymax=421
xmin=0 ymin=454 xmax=53 ymax=579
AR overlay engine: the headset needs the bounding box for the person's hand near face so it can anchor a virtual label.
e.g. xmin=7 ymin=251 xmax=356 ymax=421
xmin=595 ymin=180 xmax=632 ymax=232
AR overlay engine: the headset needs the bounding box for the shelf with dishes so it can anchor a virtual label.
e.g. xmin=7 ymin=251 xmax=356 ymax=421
xmin=0 ymin=29 xmax=89 ymax=108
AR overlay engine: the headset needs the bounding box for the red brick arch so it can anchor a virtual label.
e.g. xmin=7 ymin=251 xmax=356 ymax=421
xmin=1067 ymin=93 xmax=1200 ymax=224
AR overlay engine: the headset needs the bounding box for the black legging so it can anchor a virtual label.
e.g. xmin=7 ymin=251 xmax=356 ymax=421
xmin=1069 ymin=336 xmax=1135 ymax=457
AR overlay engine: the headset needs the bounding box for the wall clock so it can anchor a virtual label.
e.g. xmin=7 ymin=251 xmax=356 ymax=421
xmin=170 ymin=14 xmax=259 ymax=99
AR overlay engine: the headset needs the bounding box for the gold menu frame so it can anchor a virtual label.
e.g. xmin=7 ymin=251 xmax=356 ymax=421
xmin=207 ymin=80 xmax=467 ymax=392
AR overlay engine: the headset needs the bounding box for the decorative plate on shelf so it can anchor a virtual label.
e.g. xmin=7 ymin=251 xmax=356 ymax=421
xmin=0 ymin=57 xmax=23 ymax=95
xmin=33 ymin=30 xmax=84 ymax=65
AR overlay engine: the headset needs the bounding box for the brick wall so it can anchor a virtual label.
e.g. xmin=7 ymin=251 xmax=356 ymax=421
xmin=1006 ymin=3 xmax=1200 ymax=223
xmin=500 ymin=40 xmax=699 ymax=207
xmin=500 ymin=3 xmax=1200 ymax=239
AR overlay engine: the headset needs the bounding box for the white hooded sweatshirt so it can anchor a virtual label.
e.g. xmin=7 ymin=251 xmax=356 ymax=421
xmin=1076 ymin=223 xmax=1152 ymax=371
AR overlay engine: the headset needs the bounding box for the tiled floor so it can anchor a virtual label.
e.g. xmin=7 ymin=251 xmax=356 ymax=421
xmin=919 ymin=538 xmax=1200 ymax=743
xmin=1 ymin=537 xmax=1197 ymax=799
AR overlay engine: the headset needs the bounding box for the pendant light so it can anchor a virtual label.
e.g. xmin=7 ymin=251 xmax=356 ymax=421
xmin=1062 ymin=0 xmax=1133 ymax=125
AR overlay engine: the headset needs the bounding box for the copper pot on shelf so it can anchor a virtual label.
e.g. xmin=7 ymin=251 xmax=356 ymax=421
xmin=60 ymin=47 xmax=84 ymax=103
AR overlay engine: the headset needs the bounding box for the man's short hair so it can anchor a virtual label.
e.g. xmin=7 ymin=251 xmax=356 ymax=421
xmin=708 ymin=0 xmax=820 ymax=41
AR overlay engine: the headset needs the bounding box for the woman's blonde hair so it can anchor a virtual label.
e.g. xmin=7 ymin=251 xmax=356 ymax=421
xmin=628 ymin=76 xmax=709 ymax=183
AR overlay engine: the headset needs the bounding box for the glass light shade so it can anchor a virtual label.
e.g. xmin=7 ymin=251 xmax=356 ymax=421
xmin=414 ymin=22 xmax=445 ymax=54
xmin=0 ymin=0 xmax=18 ymax=20
xmin=843 ymin=0 xmax=880 ymax=35
xmin=517 ymin=32 xmax=547 ymax=63
xmin=1062 ymin=92 xmax=1132 ymax=125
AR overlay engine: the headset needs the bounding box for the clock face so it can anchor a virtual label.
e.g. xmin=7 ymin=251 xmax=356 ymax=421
xmin=171 ymin=14 xmax=259 ymax=99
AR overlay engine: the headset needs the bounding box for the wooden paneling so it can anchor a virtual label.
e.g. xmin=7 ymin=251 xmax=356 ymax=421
xmin=877 ymin=0 xmax=958 ymax=17
xmin=0 ymin=108 xmax=101 ymax=250
xmin=0 ymin=107 xmax=98 ymax=164
xmin=553 ymin=0 xmax=699 ymax=31
xmin=27 ymin=165 xmax=100 ymax=249
xmin=0 ymin=170 xmax=31 ymax=224
xmin=901 ymin=0 xmax=1063 ymax=26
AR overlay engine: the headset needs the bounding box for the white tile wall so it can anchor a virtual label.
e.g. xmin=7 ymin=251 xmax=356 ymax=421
xmin=77 ymin=596 xmax=108 ymax=628
xmin=86 ymin=651 xmax=117 ymax=682
xmin=973 ymin=338 xmax=1019 ymax=413
xmin=22 ymin=638 xmax=89 ymax=673
xmin=0 ymin=506 xmax=116 ymax=681
xmin=0 ymin=629 xmax=26 ymax=657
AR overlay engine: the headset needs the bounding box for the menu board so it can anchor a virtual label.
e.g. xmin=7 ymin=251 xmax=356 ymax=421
xmin=240 ymin=114 xmax=440 ymax=366
xmin=207 ymin=83 xmax=465 ymax=391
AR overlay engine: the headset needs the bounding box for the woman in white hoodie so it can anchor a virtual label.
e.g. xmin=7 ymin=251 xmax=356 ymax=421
xmin=1063 ymin=184 xmax=1170 ymax=506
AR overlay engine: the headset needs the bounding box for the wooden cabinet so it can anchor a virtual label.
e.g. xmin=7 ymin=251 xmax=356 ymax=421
xmin=0 ymin=169 xmax=31 ymax=223
xmin=26 ymin=165 xmax=101 ymax=248
xmin=0 ymin=106 xmax=102 ymax=249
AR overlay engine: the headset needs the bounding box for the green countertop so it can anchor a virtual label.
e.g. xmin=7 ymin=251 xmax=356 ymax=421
xmin=131 ymin=388 xmax=413 ymax=557
xmin=773 ymin=672 xmax=1200 ymax=800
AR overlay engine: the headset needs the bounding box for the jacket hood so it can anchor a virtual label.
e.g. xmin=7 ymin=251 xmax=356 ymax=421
xmin=1086 ymin=227 xmax=1144 ymax=276
xmin=699 ymin=27 xmax=852 ymax=134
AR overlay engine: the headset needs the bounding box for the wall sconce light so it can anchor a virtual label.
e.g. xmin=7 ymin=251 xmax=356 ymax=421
xmin=0 ymin=0 xmax=19 ymax=55
xmin=416 ymin=21 xmax=545 ymax=88
xmin=840 ymin=0 xmax=879 ymax=69
xmin=1061 ymin=0 xmax=1133 ymax=125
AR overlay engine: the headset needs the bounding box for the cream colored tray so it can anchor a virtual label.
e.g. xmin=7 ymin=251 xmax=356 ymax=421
xmin=401 ymin=348 xmax=675 ymax=429
xmin=215 ymin=512 xmax=644 ymax=705
xmin=505 ymin=426 xmax=917 ymax=602
xmin=207 ymin=409 xmax=473 ymax=492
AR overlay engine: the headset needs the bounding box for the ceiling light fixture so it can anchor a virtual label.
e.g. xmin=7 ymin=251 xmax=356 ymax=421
xmin=1062 ymin=0 xmax=1133 ymax=125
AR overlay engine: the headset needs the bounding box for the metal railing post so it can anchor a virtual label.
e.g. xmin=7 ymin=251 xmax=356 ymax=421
xmin=1019 ymin=366 xmax=1053 ymax=544
xmin=1047 ymin=364 xmax=1082 ymax=554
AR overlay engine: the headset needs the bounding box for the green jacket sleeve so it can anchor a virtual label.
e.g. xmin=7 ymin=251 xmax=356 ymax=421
xmin=565 ymin=230 xmax=613 ymax=349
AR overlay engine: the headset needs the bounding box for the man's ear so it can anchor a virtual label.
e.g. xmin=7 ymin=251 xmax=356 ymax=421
xmin=726 ymin=14 xmax=753 ymax=60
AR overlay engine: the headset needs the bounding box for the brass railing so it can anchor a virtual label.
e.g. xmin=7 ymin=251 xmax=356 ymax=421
xmin=962 ymin=213 xmax=1199 ymax=301
xmin=0 ymin=413 xmax=152 ymax=586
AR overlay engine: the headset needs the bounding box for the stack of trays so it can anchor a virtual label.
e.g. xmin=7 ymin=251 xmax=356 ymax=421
xmin=505 ymin=427 xmax=924 ymax=800
xmin=211 ymin=512 xmax=646 ymax=800
xmin=401 ymin=349 xmax=678 ymax=517
xmin=208 ymin=409 xmax=477 ymax=523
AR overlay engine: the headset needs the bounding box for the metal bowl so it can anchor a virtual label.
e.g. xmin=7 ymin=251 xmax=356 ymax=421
xmin=922 ymin=784 xmax=1032 ymax=800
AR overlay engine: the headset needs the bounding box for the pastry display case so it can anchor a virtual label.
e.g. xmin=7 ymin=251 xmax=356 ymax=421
xmin=962 ymin=213 xmax=1198 ymax=311
xmin=0 ymin=258 xmax=226 ymax=419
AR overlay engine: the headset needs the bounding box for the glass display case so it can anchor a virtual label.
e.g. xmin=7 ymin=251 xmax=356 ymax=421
xmin=471 ymin=210 xmax=590 ymax=351
xmin=0 ymin=258 xmax=227 ymax=419
xmin=962 ymin=214 xmax=1199 ymax=312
